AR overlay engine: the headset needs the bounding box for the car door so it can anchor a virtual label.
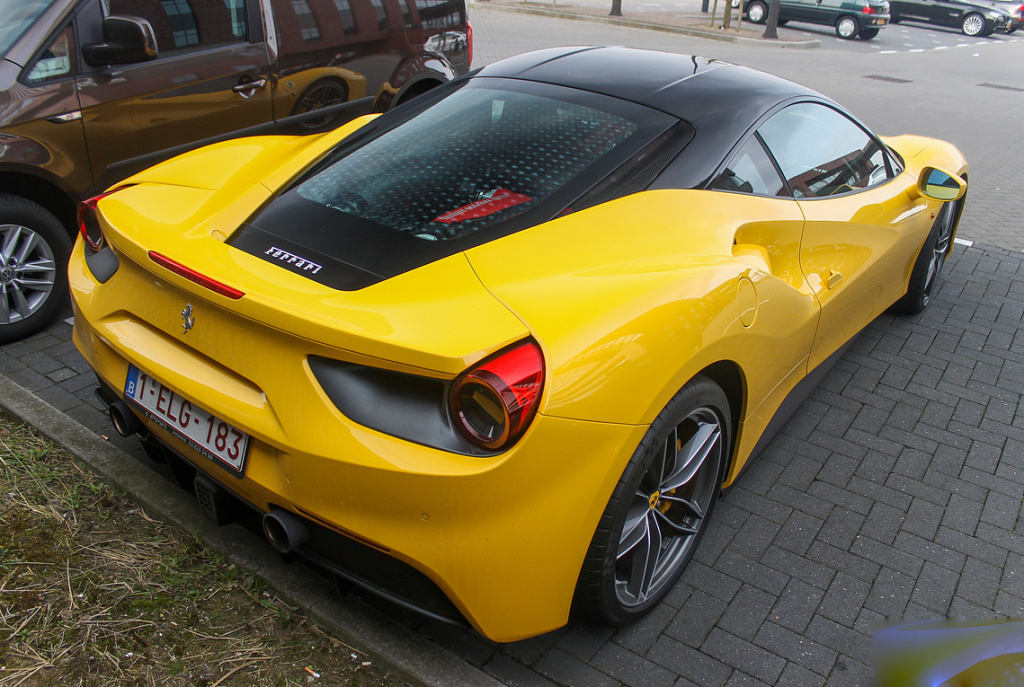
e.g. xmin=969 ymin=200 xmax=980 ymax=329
xmin=73 ymin=0 xmax=273 ymax=192
xmin=1 ymin=22 xmax=94 ymax=201
xmin=890 ymin=0 xmax=932 ymax=21
xmin=782 ymin=0 xmax=824 ymax=22
xmin=920 ymin=0 xmax=964 ymax=25
xmin=758 ymin=102 xmax=931 ymax=371
xmin=709 ymin=133 xmax=819 ymax=422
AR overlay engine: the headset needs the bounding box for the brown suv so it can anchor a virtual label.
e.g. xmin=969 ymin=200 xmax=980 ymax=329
xmin=0 ymin=0 xmax=471 ymax=342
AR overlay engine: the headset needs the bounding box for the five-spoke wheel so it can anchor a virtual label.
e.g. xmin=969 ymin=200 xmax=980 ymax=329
xmin=890 ymin=197 xmax=961 ymax=315
xmin=576 ymin=376 xmax=730 ymax=625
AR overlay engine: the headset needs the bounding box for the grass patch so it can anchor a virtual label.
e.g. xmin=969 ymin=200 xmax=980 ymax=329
xmin=0 ymin=415 xmax=409 ymax=687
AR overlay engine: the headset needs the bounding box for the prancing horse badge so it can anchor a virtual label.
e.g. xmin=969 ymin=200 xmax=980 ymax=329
xmin=181 ymin=303 xmax=195 ymax=334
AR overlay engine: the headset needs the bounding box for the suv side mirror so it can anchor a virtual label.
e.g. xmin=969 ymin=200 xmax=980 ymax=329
xmin=82 ymin=15 xmax=158 ymax=66
xmin=915 ymin=166 xmax=966 ymax=202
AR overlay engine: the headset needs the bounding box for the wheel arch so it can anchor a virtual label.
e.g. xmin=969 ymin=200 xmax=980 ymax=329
xmin=693 ymin=360 xmax=745 ymax=483
xmin=0 ymin=170 xmax=78 ymax=234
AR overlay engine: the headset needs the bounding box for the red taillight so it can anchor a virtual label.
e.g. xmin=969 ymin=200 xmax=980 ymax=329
xmin=149 ymin=251 xmax=245 ymax=300
xmin=862 ymin=5 xmax=876 ymax=13
xmin=450 ymin=340 xmax=544 ymax=450
xmin=467 ymin=21 xmax=473 ymax=68
xmin=78 ymin=191 xmax=116 ymax=252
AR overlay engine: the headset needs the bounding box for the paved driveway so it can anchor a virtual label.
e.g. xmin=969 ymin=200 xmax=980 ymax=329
xmin=2 ymin=9 xmax=1023 ymax=686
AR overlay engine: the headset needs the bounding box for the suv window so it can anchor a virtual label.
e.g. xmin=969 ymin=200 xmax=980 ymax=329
xmin=25 ymin=25 xmax=75 ymax=83
xmin=712 ymin=134 xmax=786 ymax=197
xmin=757 ymin=102 xmax=893 ymax=198
xmin=104 ymin=0 xmax=248 ymax=53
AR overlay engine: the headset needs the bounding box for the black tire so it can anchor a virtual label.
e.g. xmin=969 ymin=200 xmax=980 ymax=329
xmin=889 ymin=199 xmax=960 ymax=315
xmin=1007 ymin=26 xmax=1018 ymax=34
xmin=859 ymin=27 xmax=880 ymax=38
xmin=0 ymin=194 xmax=72 ymax=344
xmin=291 ymin=78 xmax=348 ymax=131
xmin=746 ymin=0 xmax=768 ymax=23
xmin=778 ymin=18 xmax=789 ymax=24
xmin=961 ymin=12 xmax=986 ymax=35
xmin=575 ymin=375 xmax=731 ymax=626
xmin=836 ymin=15 xmax=859 ymax=38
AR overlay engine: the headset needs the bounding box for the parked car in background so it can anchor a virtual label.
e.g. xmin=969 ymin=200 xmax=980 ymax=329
xmin=984 ymin=0 xmax=1023 ymax=30
xmin=743 ymin=0 xmax=890 ymax=38
xmin=0 ymin=0 xmax=470 ymax=343
xmin=888 ymin=0 xmax=1014 ymax=34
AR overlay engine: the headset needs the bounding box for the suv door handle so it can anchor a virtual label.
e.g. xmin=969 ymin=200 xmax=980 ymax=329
xmin=233 ymin=77 xmax=268 ymax=97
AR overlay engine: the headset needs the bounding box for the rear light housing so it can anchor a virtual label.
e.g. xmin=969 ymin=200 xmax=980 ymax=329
xmin=149 ymin=251 xmax=245 ymax=300
xmin=77 ymin=191 xmax=117 ymax=252
xmin=467 ymin=21 xmax=474 ymax=68
xmin=450 ymin=340 xmax=544 ymax=451
xmin=862 ymin=5 xmax=876 ymax=13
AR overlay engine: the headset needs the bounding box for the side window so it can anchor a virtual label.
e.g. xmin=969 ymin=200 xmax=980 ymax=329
xmin=758 ymin=102 xmax=893 ymax=199
xmin=25 ymin=26 xmax=76 ymax=84
xmin=712 ymin=134 xmax=786 ymax=197
xmin=105 ymin=0 xmax=248 ymax=53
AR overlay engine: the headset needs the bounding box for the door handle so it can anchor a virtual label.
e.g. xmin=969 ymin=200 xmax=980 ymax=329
xmin=233 ymin=77 xmax=268 ymax=97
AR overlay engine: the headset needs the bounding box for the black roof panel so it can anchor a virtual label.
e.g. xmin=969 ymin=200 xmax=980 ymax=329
xmin=476 ymin=46 xmax=820 ymax=123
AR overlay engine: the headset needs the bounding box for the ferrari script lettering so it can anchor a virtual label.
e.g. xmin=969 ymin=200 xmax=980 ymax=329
xmin=265 ymin=247 xmax=323 ymax=274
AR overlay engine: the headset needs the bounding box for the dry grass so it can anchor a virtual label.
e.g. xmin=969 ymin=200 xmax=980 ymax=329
xmin=0 ymin=415 xmax=410 ymax=687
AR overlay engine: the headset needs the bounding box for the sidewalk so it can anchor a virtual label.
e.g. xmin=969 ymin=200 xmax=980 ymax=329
xmin=470 ymin=0 xmax=822 ymax=46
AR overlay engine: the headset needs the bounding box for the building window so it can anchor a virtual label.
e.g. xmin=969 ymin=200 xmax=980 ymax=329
xmin=332 ymin=0 xmax=358 ymax=34
xmin=291 ymin=0 xmax=321 ymax=40
xmin=369 ymin=0 xmax=388 ymax=30
xmin=161 ymin=0 xmax=200 ymax=48
xmin=223 ymin=0 xmax=247 ymax=38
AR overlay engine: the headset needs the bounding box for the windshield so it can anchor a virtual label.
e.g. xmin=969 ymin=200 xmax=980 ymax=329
xmin=0 ymin=0 xmax=59 ymax=61
xmin=231 ymin=78 xmax=677 ymax=290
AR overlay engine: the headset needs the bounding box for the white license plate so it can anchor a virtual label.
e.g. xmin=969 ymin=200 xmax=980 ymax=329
xmin=124 ymin=365 xmax=250 ymax=475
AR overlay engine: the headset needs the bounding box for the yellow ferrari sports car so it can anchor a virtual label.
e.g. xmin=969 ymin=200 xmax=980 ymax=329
xmin=69 ymin=46 xmax=968 ymax=642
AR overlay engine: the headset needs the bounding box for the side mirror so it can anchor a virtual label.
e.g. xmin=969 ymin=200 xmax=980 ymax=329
xmin=82 ymin=15 xmax=158 ymax=66
xmin=917 ymin=167 xmax=966 ymax=202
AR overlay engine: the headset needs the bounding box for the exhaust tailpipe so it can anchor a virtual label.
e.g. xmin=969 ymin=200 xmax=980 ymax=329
xmin=109 ymin=400 xmax=143 ymax=437
xmin=263 ymin=509 xmax=310 ymax=553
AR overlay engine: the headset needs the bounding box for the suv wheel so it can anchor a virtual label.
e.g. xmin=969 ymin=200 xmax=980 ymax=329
xmin=836 ymin=15 xmax=859 ymax=38
xmin=0 ymin=194 xmax=72 ymax=343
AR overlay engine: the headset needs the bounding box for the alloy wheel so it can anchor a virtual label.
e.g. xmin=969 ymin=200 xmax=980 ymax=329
xmin=962 ymin=13 xmax=985 ymax=35
xmin=614 ymin=406 xmax=723 ymax=607
xmin=0 ymin=223 xmax=56 ymax=325
xmin=921 ymin=201 xmax=956 ymax=307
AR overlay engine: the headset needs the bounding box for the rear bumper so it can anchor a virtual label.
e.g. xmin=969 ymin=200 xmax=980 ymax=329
xmin=69 ymin=240 xmax=647 ymax=641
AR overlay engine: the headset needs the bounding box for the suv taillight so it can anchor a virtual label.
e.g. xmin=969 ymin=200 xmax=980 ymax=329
xmin=450 ymin=340 xmax=544 ymax=450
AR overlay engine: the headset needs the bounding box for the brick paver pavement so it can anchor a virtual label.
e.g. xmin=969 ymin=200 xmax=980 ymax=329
xmin=4 ymin=240 xmax=1021 ymax=686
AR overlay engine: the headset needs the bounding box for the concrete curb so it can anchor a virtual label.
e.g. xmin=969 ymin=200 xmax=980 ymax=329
xmin=0 ymin=371 xmax=502 ymax=687
xmin=469 ymin=1 xmax=822 ymax=47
